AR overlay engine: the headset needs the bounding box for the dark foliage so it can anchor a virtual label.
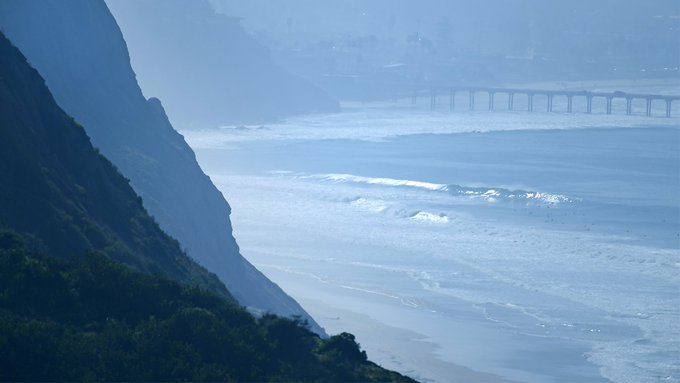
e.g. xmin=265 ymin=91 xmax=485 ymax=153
xmin=0 ymin=232 xmax=416 ymax=382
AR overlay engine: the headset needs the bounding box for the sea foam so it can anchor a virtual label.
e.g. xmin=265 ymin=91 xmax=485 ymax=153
xmin=310 ymin=173 xmax=449 ymax=192
xmin=306 ymin=172 xmax=576 ymax=205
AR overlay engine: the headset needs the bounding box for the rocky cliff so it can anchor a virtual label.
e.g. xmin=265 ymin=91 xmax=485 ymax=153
xmin=0 ymin=0 xmax=323 ymax=334
xmin=0 ymin=31 xmax=229 ymax=298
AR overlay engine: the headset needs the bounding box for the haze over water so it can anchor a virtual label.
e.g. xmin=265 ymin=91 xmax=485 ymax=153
xmin=184 ymin=88 xmax=680 ymax=383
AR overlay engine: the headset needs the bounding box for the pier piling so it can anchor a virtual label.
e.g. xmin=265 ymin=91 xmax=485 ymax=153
xmin=450 ymin=89 xmax=455 ymax=111
xmin=408 ymin=87 xmax=677 ymax=118
xmin=567 ymin=95 xmax=573 ymax=113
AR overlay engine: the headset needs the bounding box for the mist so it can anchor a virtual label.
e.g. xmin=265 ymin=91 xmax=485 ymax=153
xmin=108 ymin=1 xmax=680 ymax=381
xmin=211 ymin=0 xmax=679 ymax=100
xmin=1 ymin=1 xmax=678 ymax=382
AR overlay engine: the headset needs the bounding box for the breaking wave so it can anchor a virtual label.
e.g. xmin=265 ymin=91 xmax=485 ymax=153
xmin=410 ymin=211 xmax=449 ymax=224
xmin=306 ymin=173 xmax=577 ymax=205
xmin=309 ymin=173 xmax=448 ymax=191
xmin=447 ymin=185 xmax=577 ymax=204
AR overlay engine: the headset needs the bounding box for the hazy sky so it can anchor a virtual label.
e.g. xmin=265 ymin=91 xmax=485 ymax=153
xmin=212 ymin=0 xmax=680 ymax=60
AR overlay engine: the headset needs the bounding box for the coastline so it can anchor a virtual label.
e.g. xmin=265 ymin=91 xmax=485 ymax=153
xmin=299 ymin=297 xmax=516 ymax=383
xmin=269 ymin=272 xmax=520 ymax=383
xmin=249 ymin=256 xmax=609 ymax=383
xmin=186 ymin=103 xmax=679 ymax=383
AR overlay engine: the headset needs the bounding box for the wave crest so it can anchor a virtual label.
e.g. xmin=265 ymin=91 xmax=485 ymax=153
xmin=410 ymin=211 xmax=450 ymax=224
xmin=307 ymin=173 xmax=449 ymax=192
xmin=307 ymin=173 xmax=577 ymax=205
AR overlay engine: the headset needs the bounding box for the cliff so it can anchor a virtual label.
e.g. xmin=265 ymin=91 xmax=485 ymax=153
xmin=0 ymin=32 xmax=229 ymax=298
xmin=0 ymin=0 xmax=323 ymax=334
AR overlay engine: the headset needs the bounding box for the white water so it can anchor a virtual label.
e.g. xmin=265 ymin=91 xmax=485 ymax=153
xmin=184 ymin=96 xmax=680 ymax=383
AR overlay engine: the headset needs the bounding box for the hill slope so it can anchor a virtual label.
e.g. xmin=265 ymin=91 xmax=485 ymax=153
xmin=0 ymin=231 xmax=416 ymax=382
xmin=0 ymin=32 xmax=227 ymax=298
xmin=0 ymin=0 xmax=321 ymax=333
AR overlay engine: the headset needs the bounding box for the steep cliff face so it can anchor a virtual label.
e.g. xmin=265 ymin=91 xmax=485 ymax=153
xmin=0 ymin=31 xmax=229 ymax=298
xmin=105 ymin=0 xmax=339 ymax=129
xmin=0 ymin=0 xmax=322 ymax=334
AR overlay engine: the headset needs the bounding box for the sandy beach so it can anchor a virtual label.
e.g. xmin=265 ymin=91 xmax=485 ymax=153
xmin=298 ymin=297 xmax=515 ymax=383
xmin=244 ymin=247 xmax=609 ymax=383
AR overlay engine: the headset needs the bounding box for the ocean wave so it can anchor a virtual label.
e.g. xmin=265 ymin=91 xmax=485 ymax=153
xmin=346 ymin=197 xmax=450 ymax=224
xmin=306 ymin=173 xmax=577 ymax=205
xmin=410 ymin=211 xmax=449 ymax=224
xmin=448 ymin=185 xmax=577 ymax=204
xmin=182 ymin=104 xmax=680 ymax=147
xmin=349 ymin=197 xmax=389 ymax=212
xmin=309 ymin=173 xmax=449 ymax=191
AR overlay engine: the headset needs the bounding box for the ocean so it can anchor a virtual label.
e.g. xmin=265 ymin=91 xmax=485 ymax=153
xmin=183 ymin=92 xmax=680 ymax=383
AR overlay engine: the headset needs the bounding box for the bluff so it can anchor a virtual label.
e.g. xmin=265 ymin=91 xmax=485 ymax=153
xmin=0 ymin=0 xmax=322 ymax=334
xmin=0 ymin=32 xmax=228 ymax=298
xmin=106 ymin=0 xmax=339 ymax=128
xmin=0 ymin=31 xmax=416 ymax=382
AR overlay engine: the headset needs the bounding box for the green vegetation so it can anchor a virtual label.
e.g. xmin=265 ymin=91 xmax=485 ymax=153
xmin=0 ymin=231 xmax=415 ymax=382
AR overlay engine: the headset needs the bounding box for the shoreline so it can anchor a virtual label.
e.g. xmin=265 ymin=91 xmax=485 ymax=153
xmin=296 ymin=297 xmax=519 ymax=383
xmin=251 ymin=259 xmax=609 ymax=383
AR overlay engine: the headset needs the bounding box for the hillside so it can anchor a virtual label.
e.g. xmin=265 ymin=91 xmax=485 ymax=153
xmin=0 ymin=0 xmax=322 ymax=333
xmin=0 ymin=32 xmax=227 ymax=298
xmin=0 ymin=231 xmax=415 ymax=382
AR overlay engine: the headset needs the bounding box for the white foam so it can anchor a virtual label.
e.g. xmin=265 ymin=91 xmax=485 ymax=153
xmin=350 ymin=197 xmax=389 ymax=212
xmin=451 ymin=186 xmax=576 ymax=205
xmin=304 ymin=172 xmax=576 ymax=206
xmin=181 ymin=101 xmax=680 ymax=147
xmin=410 ymin=211 xmax=449 ymax=224
xmin=309 ymin=173 xmax=449 ymax=192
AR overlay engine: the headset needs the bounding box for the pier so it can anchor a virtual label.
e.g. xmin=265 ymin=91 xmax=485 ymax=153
xmin=412 ymin=87 xmax=679 ymax=118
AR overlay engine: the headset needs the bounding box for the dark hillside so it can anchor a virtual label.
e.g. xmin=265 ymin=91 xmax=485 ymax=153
xmin=0 ymin=0 xmax=320 ymax=331
xmin=0 ymin=32 xmax=228 ymax=298
xmin=0 ymin=231 xmax=416 ymax=382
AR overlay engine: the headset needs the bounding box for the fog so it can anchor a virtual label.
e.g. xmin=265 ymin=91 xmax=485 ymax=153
xmin=108 ymin=0 xmax=679 ymax=125
xmin=106 ymin=0 xmax=338 ymax=129
xmin=55 ymin=1 xmax=680 ymax=382
xmin=211 ymin=0 xmax=680 ymax=100
xmin=1 ymin=0 xmax=678 ymax=381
